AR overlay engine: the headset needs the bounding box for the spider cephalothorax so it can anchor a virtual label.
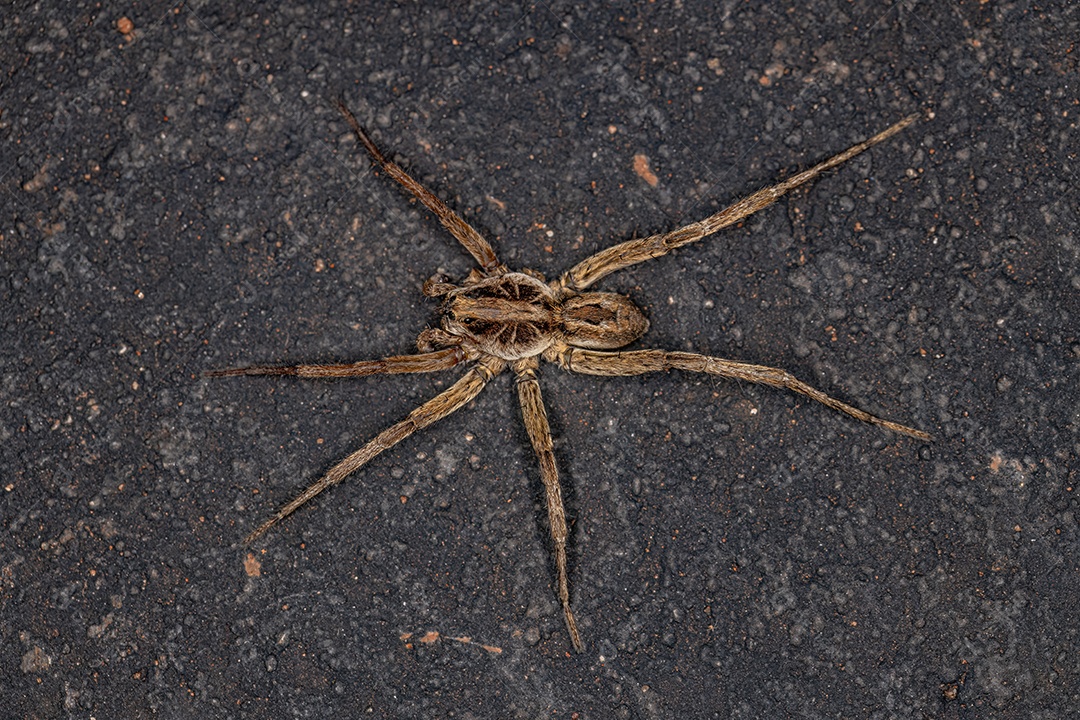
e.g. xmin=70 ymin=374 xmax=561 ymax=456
xmin=208 ymin=101 xmax=929 ymax=652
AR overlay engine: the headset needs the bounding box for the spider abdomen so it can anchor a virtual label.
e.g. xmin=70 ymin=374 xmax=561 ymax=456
xmin=559 ymin=292 xmax=649 ymax=349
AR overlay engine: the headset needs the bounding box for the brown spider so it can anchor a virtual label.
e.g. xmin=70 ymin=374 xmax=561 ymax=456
xmin=207 ymin=101 xmax=930 ymax=652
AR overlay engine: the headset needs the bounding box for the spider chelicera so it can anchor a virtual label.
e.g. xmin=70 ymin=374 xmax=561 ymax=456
xmin=207 ymin=101 xmax=929 ymax=652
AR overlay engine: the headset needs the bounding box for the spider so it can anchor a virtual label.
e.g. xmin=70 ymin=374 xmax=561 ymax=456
xmin=207 ymin=101 xmax=930 ymax=652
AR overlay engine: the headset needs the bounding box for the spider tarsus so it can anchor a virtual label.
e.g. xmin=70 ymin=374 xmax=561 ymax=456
xmin=336 ymin=99 xmax=387 ymax=165
xmin=242 ymin=518 xmax=278 ymax=546
xmin=565 ymin=611 xmax=584 ymax=653
xmin=203 ymin=366 xmax=298 ymax=378
xmin=881 ymin=419 xmax=932 ymax=442
xmin=885 ymin=112 xmax=920 ymax=138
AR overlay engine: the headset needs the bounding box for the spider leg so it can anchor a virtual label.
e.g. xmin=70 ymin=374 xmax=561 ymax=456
xmin=204 ymin=348 xmax=465 ymax=378
xmin=561 ymin=115 xmax=918 ymax=291
xmin=336 ymin=100 xmax=504 ymax=275
xmin=243 ymin=357 xmax=506 ymax=543
xmin=513 ymin=357 xmax=585 ymax=652
xmin=546 ymin=345 xmax=931 ymax=441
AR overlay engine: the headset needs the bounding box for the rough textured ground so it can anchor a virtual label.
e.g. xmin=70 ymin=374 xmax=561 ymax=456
xmin=2 ymin=1 xmax=1077 ymax=717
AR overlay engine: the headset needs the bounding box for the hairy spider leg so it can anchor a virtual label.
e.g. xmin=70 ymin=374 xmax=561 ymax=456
xmin=240 ymin=358 xmax=505 ymax=543
xmin=546 ymin=345 xmax=930 ymax=440
xmin=562 ymin=114 xmax=918 ymax=291
xmin=337 ymin=100 xmax=505 ymax=276
xmin=514 ymin=356 xmax=585 ymax=652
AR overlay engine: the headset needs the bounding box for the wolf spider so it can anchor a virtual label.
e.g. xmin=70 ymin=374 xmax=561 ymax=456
xmin=207 ymin=101 xmax=929 ymax=652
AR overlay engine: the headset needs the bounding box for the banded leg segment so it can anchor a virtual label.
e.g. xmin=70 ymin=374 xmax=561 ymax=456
xmin=244 ymin=358 xmax=506 ymax=543
xmin=562 ymin=115 xmax=917 ymax=291
xmin=204 ymin=348 xmax=465 ymax=379
xmin=337 ymin=100 xmax=504 ymax=275
xmin=513 ymin=357 xmax=584 ymax=652
xmin=548 ymin=346 xmax=930 ymax=440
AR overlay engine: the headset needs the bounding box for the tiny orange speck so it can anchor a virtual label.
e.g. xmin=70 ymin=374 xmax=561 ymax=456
xmin=633 ymin=154 xmax=659 ymax=187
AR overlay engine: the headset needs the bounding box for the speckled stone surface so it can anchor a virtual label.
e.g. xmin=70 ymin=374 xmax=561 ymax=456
xmin=2 ymin=1 xmax=1077 ymax=717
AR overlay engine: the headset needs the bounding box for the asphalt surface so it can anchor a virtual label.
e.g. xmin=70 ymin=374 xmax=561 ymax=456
xmin=2 ymin=1 xmax=1078 ymax=718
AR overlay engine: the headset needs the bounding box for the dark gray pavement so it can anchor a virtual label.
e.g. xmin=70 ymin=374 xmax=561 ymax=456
xmin=2 ymin=1 xmax=1077 ymax=717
